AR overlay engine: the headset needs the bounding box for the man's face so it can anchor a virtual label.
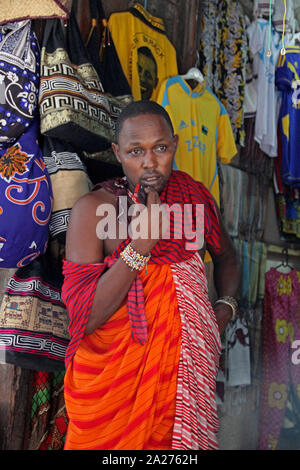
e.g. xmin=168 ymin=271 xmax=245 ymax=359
xmin=137 ymin=52 xmax=158 ymax=100
xmin=112 ymin=113 xmax=178 ymax=194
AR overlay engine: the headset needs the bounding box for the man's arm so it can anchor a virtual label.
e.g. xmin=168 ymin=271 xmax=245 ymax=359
xmin=207 ymin=203 xmax=241 ymax=336
xmin=65 ymin=188 xmax=163 ymax=335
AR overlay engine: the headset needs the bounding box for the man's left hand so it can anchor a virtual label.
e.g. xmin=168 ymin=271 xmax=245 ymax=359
xmin=214 ymin=303 xmax=233 ymax=337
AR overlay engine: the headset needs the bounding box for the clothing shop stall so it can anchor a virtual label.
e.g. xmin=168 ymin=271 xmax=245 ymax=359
xmin=0 ymin=0 xmax=299 ymax=451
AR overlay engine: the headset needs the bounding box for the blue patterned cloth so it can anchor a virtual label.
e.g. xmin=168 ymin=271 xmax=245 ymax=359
xmin=0 ymin=20 xmax=40 ymax=150
xmin=0 ymin=119 xmax=53 ymax=268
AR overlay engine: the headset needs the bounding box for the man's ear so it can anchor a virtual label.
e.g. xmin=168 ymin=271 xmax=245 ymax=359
xmin=173 ymin=134 xmax=179 ymax=153
xmin=111 ymin=142 xmax=121 ymax=163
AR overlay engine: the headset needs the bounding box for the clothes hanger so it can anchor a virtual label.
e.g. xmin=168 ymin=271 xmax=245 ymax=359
xmin=294 ymin=32 xmax=300 ymax=45
xmin=180 ymin=51 xmax=204 ymax=83
xmin=180 ymin=67 xmax=204 ymax=83
xmin=274 ymin=248 xmax=294 ymax=272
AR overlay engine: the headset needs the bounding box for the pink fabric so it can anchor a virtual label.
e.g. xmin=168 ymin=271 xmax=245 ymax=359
xmin=259 ymin=268 xmax=300 ymax=450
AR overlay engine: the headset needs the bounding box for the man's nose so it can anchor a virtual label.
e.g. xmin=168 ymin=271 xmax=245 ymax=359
xmin=140 ymin=69 xmax=147 ymax=83
xmin=142 ymin=150 xmax=157 ymax=168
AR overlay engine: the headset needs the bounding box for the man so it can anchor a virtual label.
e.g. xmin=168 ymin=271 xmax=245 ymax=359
xmin=137 ymin=47 xmax=158 ymax=100
xmin=61 ymin=100 xmax=240 ymax=450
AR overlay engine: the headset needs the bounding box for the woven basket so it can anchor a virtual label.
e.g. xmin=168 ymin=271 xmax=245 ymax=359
xmin=0 ymin=0 xmax=72 ymax=25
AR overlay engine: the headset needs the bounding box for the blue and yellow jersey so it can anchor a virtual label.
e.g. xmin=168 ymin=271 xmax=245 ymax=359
xmin=276 ymin=46 xmax=300 ymax=187
xmin=157 ymin=76 xmax=237 ymax=205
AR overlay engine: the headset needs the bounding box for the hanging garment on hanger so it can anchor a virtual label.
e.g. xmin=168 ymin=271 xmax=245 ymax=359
xmin=247 ymin=18 xmax=282 ymax=157
xmin=198 ymin=0 xmax=248 ymax=147
xmin=244 ymin=50 xmax=258 ymax=118
xmin=259 ymin=266 xmax=300 ymax=449
xmin=276 ymin=46 xmax=300 ymax=187
xmin=219 ymin=164 xmax=243 ymax=238
xmin=272 ymin=0 xmax=295 ymax=34
xmin=253 ymin=0 xmax=275 ymax=19
xmin=107 ymin=3 xmax=178 ymax=101
xmin=157 ymin=76 xmax=237 ymax=206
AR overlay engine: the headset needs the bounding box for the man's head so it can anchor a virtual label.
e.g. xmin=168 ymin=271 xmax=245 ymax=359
xmin=112 ymin=101 xmax=178 ymax=195
xmin=137 ymin=47 xmax=158 ymax=100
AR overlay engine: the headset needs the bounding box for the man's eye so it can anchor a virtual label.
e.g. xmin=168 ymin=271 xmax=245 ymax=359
xmin=155 ymin=145 xmax=167 ymax=152
xmin=130 ymin=148 xmax=142 ymax=156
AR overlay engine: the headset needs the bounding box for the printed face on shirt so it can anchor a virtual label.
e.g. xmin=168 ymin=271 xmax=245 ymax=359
xmin=137 ymin=47 xmax=158 ymax=100
xmin=112 ymin=113 xmax=178 ymax=195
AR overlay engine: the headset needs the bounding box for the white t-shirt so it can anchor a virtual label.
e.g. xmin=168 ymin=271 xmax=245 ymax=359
xmin=247 ymin=19 xmax=281 ymax=157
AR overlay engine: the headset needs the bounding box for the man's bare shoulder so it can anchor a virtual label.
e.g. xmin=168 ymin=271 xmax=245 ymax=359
xmin=71 ymin=187 xmax=117 ymax=217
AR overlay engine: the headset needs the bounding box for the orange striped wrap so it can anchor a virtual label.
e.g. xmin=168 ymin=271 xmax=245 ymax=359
xmin=64 ymin=253 xmax=221 ymax=450
xmin=64 ymin=262 xmax=181 ymax=450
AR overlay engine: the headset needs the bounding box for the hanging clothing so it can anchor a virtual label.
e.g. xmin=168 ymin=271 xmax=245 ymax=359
xmin=157 ymin=76 xmax=237 ymax=206
xmin=254 ymin=0 xmax=295 ymax=34
xmin=198 ymin=0 xmax=248 ymax=146
xmin=107 ymin=3 xmax=178 ymax=101
xmin=0 ymin=119 xmax=53 ymax=269
xmin=26 ymin=370 xmax=68 ymax=450
xmin=247 ymin=19 xmax=282 ymax=156
xmin=259 ymin=268 xmax=300 ymax=450
xmin=276 ymin=46 xmax=300 ymax=187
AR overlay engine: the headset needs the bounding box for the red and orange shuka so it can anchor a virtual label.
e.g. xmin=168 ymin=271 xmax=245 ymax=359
xmin=61 ymin=170 xmax=222 ymax=450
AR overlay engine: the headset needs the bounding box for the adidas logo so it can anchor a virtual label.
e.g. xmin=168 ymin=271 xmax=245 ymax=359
xmin=179 ymin=120 xmax=189 ymax=130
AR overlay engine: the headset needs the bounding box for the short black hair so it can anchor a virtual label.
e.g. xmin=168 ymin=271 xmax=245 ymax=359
xmin=114 ymin=100 xmax=174 ymax=143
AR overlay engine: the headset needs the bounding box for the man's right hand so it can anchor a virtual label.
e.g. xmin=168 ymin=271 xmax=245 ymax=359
xmin=131 ymin=187 xmax=167 ymax=256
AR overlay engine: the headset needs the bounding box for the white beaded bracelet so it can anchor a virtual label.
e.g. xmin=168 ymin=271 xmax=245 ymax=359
xmin=214 ymin=296 xmax=238 ymax=322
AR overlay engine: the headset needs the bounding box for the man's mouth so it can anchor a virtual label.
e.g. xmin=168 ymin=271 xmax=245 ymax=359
xmin=141 ymin=175 xmax=162 ymax=186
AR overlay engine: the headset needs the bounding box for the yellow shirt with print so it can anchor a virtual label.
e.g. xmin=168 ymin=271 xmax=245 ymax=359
xmin=108 ymin=3 xmax=178 ymax=101
xmin=157 ymin=76 xmax=237 ymax=206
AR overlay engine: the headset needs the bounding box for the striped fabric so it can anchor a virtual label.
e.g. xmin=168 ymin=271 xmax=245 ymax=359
xmin=171 ymin=252 xmax=221 ymax=449
xmin=62 ymin=256 xmax=147 ymax=369
xmin=64 ymin=254 xmax=221 ymax=450
xmin=64 ymin=262 xmax=181 ymax=450
xmin=98 ymin=170 xmax=221 ymax=264
xmin=62 ymin=169 xmax=222 ymax=449
xmin=62 ymin=170 xmax=221 ymax=369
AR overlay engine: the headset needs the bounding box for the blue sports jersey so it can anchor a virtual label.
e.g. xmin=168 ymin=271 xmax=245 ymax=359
xmin=275 ymin=46 xmax=300 ymax=187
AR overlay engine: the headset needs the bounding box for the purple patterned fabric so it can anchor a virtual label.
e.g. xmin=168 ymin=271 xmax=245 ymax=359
xmin=259 ymin=268 xmax=300 ymax=449
xmin=0 ymin=119 xmax=53 ymax=268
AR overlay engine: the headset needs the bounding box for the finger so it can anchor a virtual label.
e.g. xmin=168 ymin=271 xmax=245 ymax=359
xmin=145 ymin=188 xmax=160 ymax=207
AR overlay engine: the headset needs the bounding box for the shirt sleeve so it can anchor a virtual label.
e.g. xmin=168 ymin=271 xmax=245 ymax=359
xmin=216 ymin=105 xmax=237 ymax=164
xmin=247 ymin=20 xmax=263 ymax=56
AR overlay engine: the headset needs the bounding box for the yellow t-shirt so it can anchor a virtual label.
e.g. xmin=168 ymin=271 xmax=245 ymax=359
xmin=157 ymin=76 xmax=237 ymax=205
xmin=108 ymin=3 xmax=178 ymax=101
